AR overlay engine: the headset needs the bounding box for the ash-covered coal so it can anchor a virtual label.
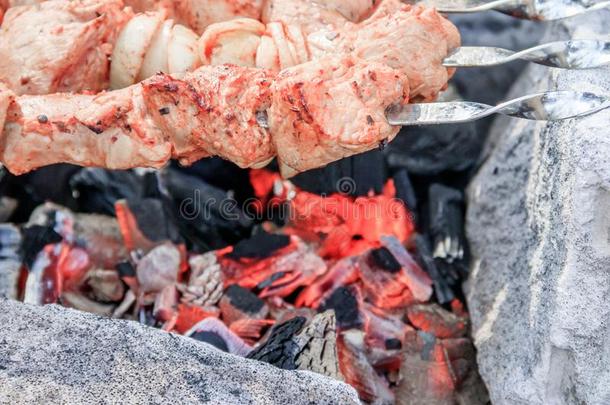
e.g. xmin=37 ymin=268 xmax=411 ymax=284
xmin=191 ymin=330 xmax=229 ymax=352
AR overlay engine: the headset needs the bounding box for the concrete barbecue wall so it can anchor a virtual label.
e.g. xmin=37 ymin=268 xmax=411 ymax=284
xmin=0 ymin=298 xmax=359 ymax=404
xmin=465 ymin=10 xmax=610 ymax=405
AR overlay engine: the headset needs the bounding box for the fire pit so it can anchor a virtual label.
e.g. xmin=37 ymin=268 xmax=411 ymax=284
xmin=4 ymin=6 xmax=593 ymax=405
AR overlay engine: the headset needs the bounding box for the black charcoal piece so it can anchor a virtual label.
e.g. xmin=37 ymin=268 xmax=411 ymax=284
xmin=385 ymin=338 xmax=402 ymax=350
xmin=385 ymin=124 xmax=479 ymax=176
xmin=225 ymin=285 xmax=264 ymax=314
xmin=428 ymin=183 xmax=465 ymax=265
xmin=414 ymin=234 xmax=455 ymax=305
xmin=115 ymin=261 xmax=136 ymax=278
xmin=158 ymin=167 xmax=252 ymax=251
xmin=370 ymin=247 xmax=401 ymax=273
xmin=320 ymin=287 xmax=362 ymax=330
xmin=191 ymin=331 xmax=229 ymax=352
xmin=393 ymin=169 xmax=418 ymax=225
xmin=255 ymin=271 xmax=286 ymax=291
xmin=20 ymin=225 xmax=62 ymax=269
xmin=125 ymin=198 xmax=182 ymax=245
xmin=246 ymin=316 xmax=306 ymax=370
xmin=228 ymin=232 xmax=289 ymax=260
xmin=69 ymin=168 xmax=154 ymax=215
xmin=291 ymin=150 xmax=386 ymax=196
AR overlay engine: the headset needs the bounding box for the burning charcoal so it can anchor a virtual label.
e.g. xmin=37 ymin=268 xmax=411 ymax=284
xmin=20 ymin=225 xmax=62 ymax=269
xmin=320 ymin=286 xmax=363 ymax=330
xmin=219 ymin=284 xmax=268 ymax=325
xmin=174 ymin=303 xmax=220 ymax=334
xmin=157 ymin=167 xmax=252 ymax=250
xmin=296 ymin=256 xmax=359 ymax=308
xmin=392 ymin=168 xmax=418 ymax=225
xmin=115 ymin=198 xmax=182 ymax=252
xmin=406 ymin=304 xmax=467 ymax=339
xmin=221 ymin=237 xmax=326 ymax=299
xmin=292 ymin=311 xmax=342 ymax=380
xmin=0 ymin=224 xmax=22 ymax=299
xmin=337 ymin=329 xmax=395 ymax=404
xmin=361 ymin=304 xmax=407 ymax=372
xmin=191 ymin=330 xmax=229 ymax=352
xmin=359 ymin=253 xmax=416 ymax=310
xmin=397 ymin=329 xmax=482 ymax=405
xmin=380 ymin=236 xmax=433 ymax=302
xmin=85 ymin=269 xmax=125 ymax=302
xmin=61 ymin=291 xmax=114 ymax=316
xmin=370 ymin=247 xmax=401 ymax=273
xmin=187 ymin=317 xmax=252 ymax=356
xmin=228 ymin=232 xmax=290 ymax=259
xmin=153 ymin=285 xmax=178 ymax=322
xmin=398 ymin=331 xmax=454 ymax=405
xmin=246 ymin=316 xmax=307 ymax=369
xmin=399 ymin=330 xmax=489 ymax=405
xmin=413 ymin=234 xmax=455 ymax=304
xmin=429 ymin=184 xmax=465 ymax=265
xmin=136 ymin=243 xmax=181 ymax=293
xmin=230 ymin=318 xmax=276 ymax=345
xmin=291 ymin=150 xmax=386 ymax=196
xmin=178 ymin=252 xmax=223 ymax=307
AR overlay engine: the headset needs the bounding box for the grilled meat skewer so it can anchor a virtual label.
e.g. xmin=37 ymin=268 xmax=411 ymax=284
xmin=0 ymin=0 xmax=374 ymax=32
xmin=0 ymin=56 xmax=407 ymax=177
xmin=0 ymin=0 xmax=459 ymax=102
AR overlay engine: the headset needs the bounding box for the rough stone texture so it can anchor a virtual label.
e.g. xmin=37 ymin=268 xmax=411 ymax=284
xmin=0 ymin=299 xmax=359 ymax=404
xmin=465 ymin=11 xmax=610 ymax=405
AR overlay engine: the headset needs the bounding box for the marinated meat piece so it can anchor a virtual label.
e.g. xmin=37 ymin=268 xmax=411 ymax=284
xmin=173 ymin=0 xmax=264 ymax=35
xmin=261 ymin=0 xmax=347 ymax=34
xmin=141 ymin=65 xmax=274 ymax=168
xmin=0 ymin=0 xmax=131 ymax=95
xmin=1 ymin=86 xmax=171 ymax=173
xmin=0 ymin=63 xmax=275 ymax=173
xmin=0 ymin=56 xmax=406 ymax=177
xmin=339 ymin=0 xmax=461 ymax=101
xmin=269 ymin=56 xmax=408 ymax=177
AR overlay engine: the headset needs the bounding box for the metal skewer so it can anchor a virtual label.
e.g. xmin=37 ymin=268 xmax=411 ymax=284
xmin=422 ymin=0 xmax=610 ymax=21
xmin=443 ymin=40 xmax=610 ymax=68
xmin=386 ymin=91 xmax=609 ymax=125
xmin=256 ymin=91 xmax=609 ymax=128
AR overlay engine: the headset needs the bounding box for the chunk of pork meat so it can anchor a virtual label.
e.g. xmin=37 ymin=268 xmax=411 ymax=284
xmin=0 ymin=0 xmax=131 ymax=95
xmin=269 ymin=56 xmax=408 ymax=177
xmin=0 ymin=56 xmax=405 ymax=177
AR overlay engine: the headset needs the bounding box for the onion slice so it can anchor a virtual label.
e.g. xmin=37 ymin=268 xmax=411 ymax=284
xmin=139 ymin=19 xmax=174 ymax=81
xmin=198 ymin=18 xmax=265 ymax=67
xmin=167 ymin=24 xmax=201 ymax=74
xmin=110 ymin=12 xmax=165 ymax=89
